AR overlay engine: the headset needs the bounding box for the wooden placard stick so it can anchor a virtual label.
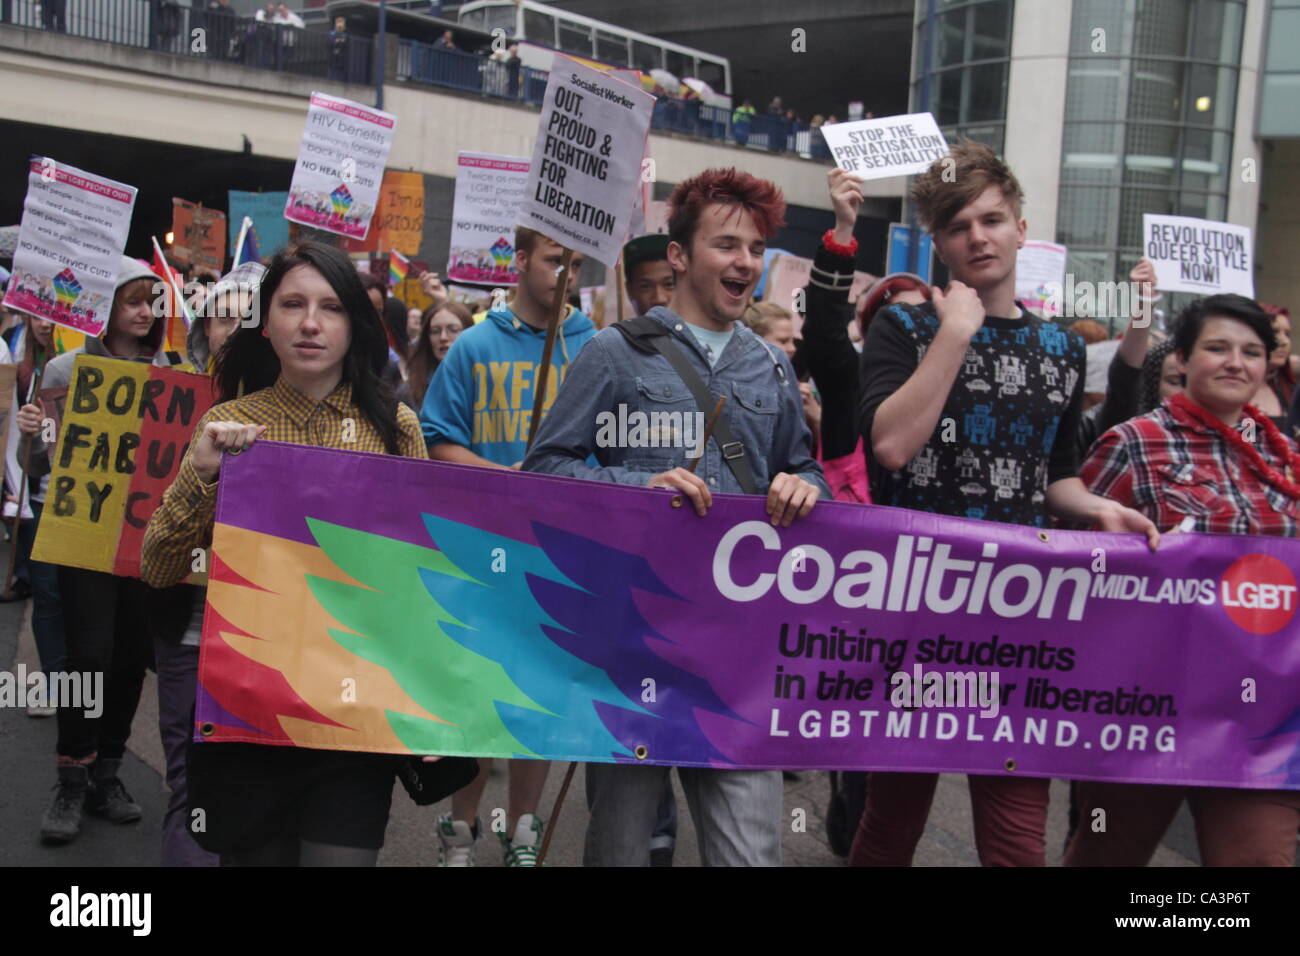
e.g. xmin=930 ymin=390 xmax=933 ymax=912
xmin=525 ymin=246 xmax=574 ymax=450
xmin=615 ymin=254 xmax=626 ymax=325
xmin=671 ymin=395 xmax=727 ymax=508
xmin=2 ymin=361 xmax=44 ymax=598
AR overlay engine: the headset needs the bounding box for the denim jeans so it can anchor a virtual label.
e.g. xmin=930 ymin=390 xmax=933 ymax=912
xmin=584 ymin=763 xmax=782 ymax=866
xmin=154 ymin=635 xmax=219 ymax=866
xmin=16 ymin=500 xmax=66 ymax=675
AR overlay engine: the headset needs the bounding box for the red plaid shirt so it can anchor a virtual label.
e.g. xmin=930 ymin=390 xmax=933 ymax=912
xmin=1081 ymin=402 xmax=1300 ymax=537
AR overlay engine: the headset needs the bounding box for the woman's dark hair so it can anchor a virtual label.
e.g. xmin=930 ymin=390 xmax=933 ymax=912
xmin=215 ymin=241 xmax=402 ymax=453
xmin=383 ymin=296 xmax=411 ymax=361
xmin=359 ymin=269 xmax=387 ymax=304
xmin=1171 ymin=294 xmax=1276 ymax=363
xmin=406 ymin=301 xmax=473 ymax=411
xmin=1138 ymin=337 xmax=1179 ymax=414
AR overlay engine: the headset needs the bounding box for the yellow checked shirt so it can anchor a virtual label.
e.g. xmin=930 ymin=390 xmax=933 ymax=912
xmin=141 ymin=376 xmax=427 ymax=588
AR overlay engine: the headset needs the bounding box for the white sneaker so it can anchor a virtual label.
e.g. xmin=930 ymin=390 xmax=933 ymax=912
xmin=501 ymin=812 xmax=544 ymax=867
xmin=436 ymin=816 xmax=479 ymax=867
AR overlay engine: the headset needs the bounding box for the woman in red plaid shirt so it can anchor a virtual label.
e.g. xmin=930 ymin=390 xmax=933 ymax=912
xmin=1068 ymin=293 xmax=1300 ymax=866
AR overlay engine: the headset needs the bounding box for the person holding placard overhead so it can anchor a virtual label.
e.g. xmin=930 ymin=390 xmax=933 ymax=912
xmin=17 ymin=257 xmax=171 ymax=845
xmin=418 ymin=224 xmax=593 ymax=867
xmin=853 ymin=141 xmax=1159 ymax=867
xmin=1069 ymin=294 xmax=1300 ymax=866
xmin=141 ymin=242 xmax=427 ymax=866
xmin=524 ymin=167 xmax=828 ymax=866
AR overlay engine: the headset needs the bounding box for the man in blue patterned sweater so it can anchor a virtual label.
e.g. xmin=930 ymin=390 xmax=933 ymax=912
xmin=853 ymin=140 xmax=1159 ymax=868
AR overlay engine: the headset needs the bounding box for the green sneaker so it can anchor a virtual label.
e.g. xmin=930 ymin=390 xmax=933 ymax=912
xmin=500 ymin=813 xmax=544 ymax=867
xmin=436 ymin=816 xmax=479 ymax=867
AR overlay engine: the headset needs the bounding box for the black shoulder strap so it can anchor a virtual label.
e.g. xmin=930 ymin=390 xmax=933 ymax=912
xmin=612 ymin=318 xmax=759 ymax=494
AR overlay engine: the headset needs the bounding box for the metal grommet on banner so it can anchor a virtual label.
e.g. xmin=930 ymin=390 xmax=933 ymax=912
xmin=1037 ymin=531 xmax=1050 ymax=543
xmin=634 ymin=745 xmax=649 ymax=760
xmin=199 ymin=722 xmax=216 ymax=737
xmin=1004 ymin=758 xmax=1017 ymax=772
xmin=671 ymin=496 xmax=684 ymax=509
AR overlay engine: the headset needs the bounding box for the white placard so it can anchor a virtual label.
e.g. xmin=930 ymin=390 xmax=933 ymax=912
xmin=2 ymin=158 xmax=136 ymax=337
xmin=1015 ymin=240 xmax=1069 ymax=318
xmin=820 ymin=112 xmax=950 ymax=181
xmin=1085 ymin=339 xmax=1122 ymax=394
xmin=518 ymin=56 xmax=656 ymax=267
xmin=1142 ymin=214 xmax=1253 ymax=298
xmin=284 ymin=92 xmax=396 ymax=241
xmin=447 ymin=152 xmax=531 ymax=287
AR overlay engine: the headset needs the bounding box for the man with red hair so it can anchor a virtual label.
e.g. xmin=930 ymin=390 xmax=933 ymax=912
xmin=524 ymin=168 xmax=827 ymax=866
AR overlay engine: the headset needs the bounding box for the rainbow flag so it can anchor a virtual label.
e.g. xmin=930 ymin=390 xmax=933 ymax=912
xmin=389 ymin=250 xmax=409 ymax=288
xmin=151 ymin=237 xmax=194 ymax=355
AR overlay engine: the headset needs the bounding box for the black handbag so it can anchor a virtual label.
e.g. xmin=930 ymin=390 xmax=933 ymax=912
xmin=395 ymin=755 xmax=480 ymax=806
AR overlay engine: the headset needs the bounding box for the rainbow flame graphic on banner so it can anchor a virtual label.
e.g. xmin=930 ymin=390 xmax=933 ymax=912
xmin=330 ymin=185 xmax=353 ymax=215
xmin=194 ymin=442 xmax=1300 ymax=790
xmin=489 ymin=237 xmax=514 ymax=267
xmin=52 ymin=268 xmax=82 ymax=307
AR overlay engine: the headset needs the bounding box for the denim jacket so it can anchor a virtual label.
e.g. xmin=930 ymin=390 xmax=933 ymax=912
xmin=523 ymin=306 xmax=829 ymax=498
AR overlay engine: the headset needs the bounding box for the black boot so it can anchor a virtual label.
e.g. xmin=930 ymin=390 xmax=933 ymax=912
xmin=41 ymin=765 xmax=89 ymax=844
xmin=85 ymin=758 xmax=142 ymax=824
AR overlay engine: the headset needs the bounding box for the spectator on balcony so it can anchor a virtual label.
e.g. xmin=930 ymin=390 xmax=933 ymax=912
xmin=273 ymin=2 xmax=304 ymax=60
xmin=506 ymin=42 xmax=521 ymax=98
xmin=41 ymin=0 xmax=67 ymax=32
xmin=329 ymin=16 xmax=348 ymax=81
xmin=436 ymin=29 xmax=456 ymax=51
xmin=731 ymin=99 xmax=756 ymax=146
xmin=767 ymin=95 xmax=783 ymax=116
xmin=252 ymin=2 xmax=277 ymax=67
xmin=204 ymin=0 xmax=237 ymax=60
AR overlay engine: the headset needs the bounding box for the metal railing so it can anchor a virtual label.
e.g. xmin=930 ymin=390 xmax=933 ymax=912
xmin=0 ymin=0 xmax=371 ymax=84
xmin=397 ymin=39 xmax=828 ymax=161
xmin=0 ymin=5 xmax=827 ymax=161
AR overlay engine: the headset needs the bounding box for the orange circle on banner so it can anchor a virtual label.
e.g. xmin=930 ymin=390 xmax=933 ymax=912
xmin=1219 ymin=554 xmax=1298 ymax=635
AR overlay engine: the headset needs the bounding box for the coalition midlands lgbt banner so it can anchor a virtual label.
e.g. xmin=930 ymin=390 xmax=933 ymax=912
xmin=33 ymin=355 xmax=214 ymax=577
xmin=196 ymin=442 xmax=1300 ymax=790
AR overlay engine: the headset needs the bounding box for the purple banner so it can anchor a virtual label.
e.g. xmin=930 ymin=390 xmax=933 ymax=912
xmin=197 ymin=441 xmax=1300 ymax=790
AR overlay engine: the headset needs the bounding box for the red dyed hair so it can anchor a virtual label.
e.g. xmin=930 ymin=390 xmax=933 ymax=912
xmin=667 ymin=167 xmax=786 ymax=250
xmin=857 ymin=273 xmax=931 ymax=339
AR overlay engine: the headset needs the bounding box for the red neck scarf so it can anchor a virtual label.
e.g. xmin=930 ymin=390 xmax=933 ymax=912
xmin=1167 ymin=392 xmax=1300 ymax=500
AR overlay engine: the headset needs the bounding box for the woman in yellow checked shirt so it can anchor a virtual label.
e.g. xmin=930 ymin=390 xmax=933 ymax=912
xmin=141 ymin=241 xmax=426 ymax=866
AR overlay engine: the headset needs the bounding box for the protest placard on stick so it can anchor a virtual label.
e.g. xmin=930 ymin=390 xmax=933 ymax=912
xmin=171 ymin=199 xmax=227 ymax=272
xmin=447 ymin=153 xmax=531 ymax=286
xmin=517 ymin=56 xmax=656 ymax=268
xmin=820 ymin=112 xmax=950 ymax=181
xmin=3 ymin=158 xmax=137 ymax=337
xmin=285 ymin=92 xmax=397 ymax=241
xmin=1142 ymin=214 xmax=1253 ymax=297
xmin=1015 ymin=241 xmax=1069 ymax=319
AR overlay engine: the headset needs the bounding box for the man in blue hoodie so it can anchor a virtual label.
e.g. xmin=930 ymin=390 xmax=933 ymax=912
xmin=420 ymin=226 xmax=591 ymax=470
xmin=418 ymin=225 xmax=592 ymax=866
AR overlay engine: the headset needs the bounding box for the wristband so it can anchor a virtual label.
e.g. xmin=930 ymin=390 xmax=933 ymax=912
xmin=822 ymin=229 xmax=858 ymax=257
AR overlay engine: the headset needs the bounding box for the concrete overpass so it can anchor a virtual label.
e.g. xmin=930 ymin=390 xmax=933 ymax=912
xmin=0 ymin=24 xmax=905 ymax=274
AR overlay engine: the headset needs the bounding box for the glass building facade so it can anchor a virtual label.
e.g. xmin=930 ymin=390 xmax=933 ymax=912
xmin=911 ymin=0 xmax=1015 ymax=154
xmin=1057 ymin=0 xmax=1246 ymax=288
xmin=1260 ymin=0 xmax=1300 ymax=136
